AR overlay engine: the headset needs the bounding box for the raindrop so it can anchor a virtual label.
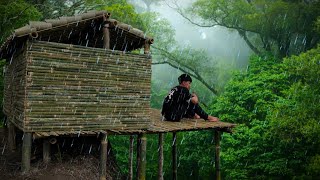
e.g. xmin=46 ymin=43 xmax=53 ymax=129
xmin=62 ymin=139 xmax=65 ymax=147
xmin=294 ymin=34 xmax=298 ymax=45
xmin=96 ymin=56 xmax=100 ymax=64
xmin=1 ymin=143 xmax=6 ymax=155
xmin=80 ymin=143 xmax=84 ymax=154
xmin=68 ymin=30 xmax=73 ymax=39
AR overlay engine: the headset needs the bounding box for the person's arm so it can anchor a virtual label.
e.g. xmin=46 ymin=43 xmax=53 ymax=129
xmin=191 ymin=92 xmax=199 ymax=104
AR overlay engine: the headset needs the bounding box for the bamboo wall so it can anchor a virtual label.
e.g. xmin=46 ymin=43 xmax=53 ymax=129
xmin=6 ymin=40 xmax=152 ymax=132
xmin=3 ymin=46 xmax=27 ymax=130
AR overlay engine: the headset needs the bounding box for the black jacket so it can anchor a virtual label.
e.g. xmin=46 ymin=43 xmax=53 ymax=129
xmin=161 ymin=86 xmax=192 ymax=121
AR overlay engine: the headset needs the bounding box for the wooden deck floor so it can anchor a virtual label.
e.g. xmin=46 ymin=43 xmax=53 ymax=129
xmin=33 ymin=109 xmax=236 ymax=138
xmin=147 ymin=109 xmax=236 ymax=133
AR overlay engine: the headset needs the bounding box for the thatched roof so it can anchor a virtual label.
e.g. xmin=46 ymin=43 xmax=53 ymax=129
xmin=0 ymin=10 xmax=153 ymax=59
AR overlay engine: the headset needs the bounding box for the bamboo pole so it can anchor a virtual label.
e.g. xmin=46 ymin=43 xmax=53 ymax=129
xmin=158 ymin=133 xmax=164 ymax=180
xmin=137 ymin=134 xmax=147 ymax=180
xmin=128 ymin=135 xmax=134 ymax=180
xmin=100 ymin=133 xmax=108 ymax=180
xmin=21 ymin=132 xmax=32 ymax=173
xmin=103 ymin=15 xmax=110 ymax=49
xmin=172 ymin=132 xmax=177 ymax=180
xmin=7 ymin=120 xmax=16 ymax=151
xmin=43 ymin=139 xmax=51 ymax=163
xmin=215 ymin=131 xmax=221 ymax=180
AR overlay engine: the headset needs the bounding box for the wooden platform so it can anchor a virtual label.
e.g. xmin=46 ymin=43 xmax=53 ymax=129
xmin=33 ymin=109 xmax=236 ymax=138
xmin=147 ymin=109 xmax=236 ymax=133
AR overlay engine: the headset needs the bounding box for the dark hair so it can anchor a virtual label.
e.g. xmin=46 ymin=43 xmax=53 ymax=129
xmin=178 ymin=74 xmax=192 ymax=84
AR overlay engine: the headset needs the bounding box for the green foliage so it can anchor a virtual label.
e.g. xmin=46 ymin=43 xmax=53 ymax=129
xmin=267 ymin=46 xmax=320 ymax=178
xmin=206 ymin=55 xmax=293 ymax=179
xmin=188 ymin=0 xmax=320 ymax=57
xmin=0 ymin=0 xmax=42 ymax=44
xmin=104 ymin=3 xmax=146 ymax=31
xmin=150 ymin=80 xmax=169 ymax=109
xmin=177 ymin=131 xmax=215 ymax=179
xmin=209 ymin=55 xmax=288 ymax=125
xmin=205 ymin=46 xmax=320 ymax=179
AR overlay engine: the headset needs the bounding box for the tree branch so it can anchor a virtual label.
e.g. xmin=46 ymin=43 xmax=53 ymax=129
xmin=152 ymin=46 xmax=219 ymax=95
xmin=237 ymin=30 xmax=261 ymax=55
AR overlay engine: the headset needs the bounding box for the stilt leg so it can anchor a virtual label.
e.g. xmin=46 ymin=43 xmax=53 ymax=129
xmin=7 ymin=121 xmax=16 ymax=151
xmin=43 ymin=139 xmax=51 ymax=163
xmin=100 ymin=133 xmax=108 ymax=180
xmin=21 ymin=132 xmax=32 ymax=173
xmin=215 ymin=131 xmax=221 ymax=180
xmin=128 ymin=135 xmax=134 ymax=180
xmin=158 ymin=133 xmax=164 ymax=180
xmin=172 ymin=132 xmax=177 ymax=180
xmin=137 ymin=134 xmax=147 ymax=180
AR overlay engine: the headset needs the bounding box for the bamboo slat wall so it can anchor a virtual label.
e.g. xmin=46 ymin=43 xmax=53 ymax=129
xmin=5 ymin=40 xmax=152 ymax=132
xmin=3 ymin=46 xmax=27 ymax=130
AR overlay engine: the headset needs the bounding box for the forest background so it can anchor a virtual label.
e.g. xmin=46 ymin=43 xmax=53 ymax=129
xmin=0 ymin=0 xmax=320 ymax=179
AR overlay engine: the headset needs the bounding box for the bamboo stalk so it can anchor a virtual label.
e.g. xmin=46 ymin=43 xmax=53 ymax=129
xmin=29 ymin=41 xmax=150 ymax=58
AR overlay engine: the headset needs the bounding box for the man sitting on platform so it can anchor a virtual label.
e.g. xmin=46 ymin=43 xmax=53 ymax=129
xmin=161 ymin=74 xmax=219 ymax=122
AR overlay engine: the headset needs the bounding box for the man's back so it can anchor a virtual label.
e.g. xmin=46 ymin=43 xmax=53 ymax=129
xmin=161 ymin=86 xmax=191 ymax=121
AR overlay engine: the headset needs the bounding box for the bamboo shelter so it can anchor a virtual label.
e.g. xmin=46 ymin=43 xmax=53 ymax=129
xmin=1 ymin=10 xmax=153 ymax=133
xmin=0 ymin=10 xmax=236 ymax=180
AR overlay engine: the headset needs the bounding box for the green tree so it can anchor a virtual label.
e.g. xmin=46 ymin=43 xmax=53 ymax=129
xmin=177 ymin=0 xmax=320 ymax=58
xmin=208 ymin=55 xmax=291 ymax=179
xmin=0 ymin=0 xmax=42 ymax=44
xmin=25 ymin=0 xmax=128 ymax=19
xmin=268 ymin=46 xmax=320 ymax=178
xmin=139 ymin=12 xmax=223 ymax=95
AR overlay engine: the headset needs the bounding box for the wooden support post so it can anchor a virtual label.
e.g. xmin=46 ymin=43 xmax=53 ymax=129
xmin=158 ymin=133 xmax=164 ymax=180
xmin=128 ymin=135 xmax=134 ymax=180
xmin=172 ymin=132 xmax=177 ymax=180
xmin=215 ymin=131 xmax=221 ymax=180
xmin=136 ymin=134 xmax=141 ymax=177
xmin=137 ymin=134 xmax=147 ymax=180
xmin=144 ymin=41 xmax=150 ymax=54
xmin=103 ymin=15 xmax=110 ymax=49
xmin=100 ymin=133 xmax=108 ymax=180
xmin=43 ymin=139 xmax=51 ymax=163
xmin=21 ymin=132 xmax=32 ymax=173
xmin=7 ymin=120 xmax=16 ymax=151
